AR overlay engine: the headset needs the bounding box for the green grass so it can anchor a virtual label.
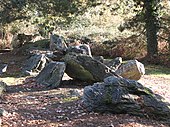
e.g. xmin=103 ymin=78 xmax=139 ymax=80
xmin=145 ymin=65 xmax=170 ymax=78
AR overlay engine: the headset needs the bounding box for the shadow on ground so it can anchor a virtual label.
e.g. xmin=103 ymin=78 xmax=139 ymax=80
xmin=2 ymin=77 xmax=169 ymax=127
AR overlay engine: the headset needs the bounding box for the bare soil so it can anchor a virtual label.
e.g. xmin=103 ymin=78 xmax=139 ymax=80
xmin=0 ymin=52 xmax=170 ymax=127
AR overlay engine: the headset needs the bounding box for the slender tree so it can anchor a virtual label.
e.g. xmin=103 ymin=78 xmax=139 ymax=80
xmin=143 ymin=0 xmax=159 ymax=58
xmin=118 ymin=0 xmax=161 ymax=58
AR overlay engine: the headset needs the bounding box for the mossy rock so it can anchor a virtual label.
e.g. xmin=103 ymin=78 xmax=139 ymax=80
xmin=24 ymin=39 xmax=49 ymax=49
xmin=65 ymin=60 xmax=95 ymax=81
xmin=63 ymin=53 xmax=116 ymax=82
xmin=18 ymin=39 xmax=50 ymax=55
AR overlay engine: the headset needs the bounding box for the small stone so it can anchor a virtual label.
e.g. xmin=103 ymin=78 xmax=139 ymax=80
xmin=0 ymin=109 xmax=8 ymax=117
xmin=0 ymin=81 xmax=7 ymax=95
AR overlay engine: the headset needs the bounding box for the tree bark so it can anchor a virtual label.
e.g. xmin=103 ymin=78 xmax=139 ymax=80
xmin=144 ymin=1 xmax=158 ymax=58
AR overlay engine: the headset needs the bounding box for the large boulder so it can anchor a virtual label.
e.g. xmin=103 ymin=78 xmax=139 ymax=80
xmin=22 ymin=54 xmax=49 ymax=76
xmin=82 ymin=76 xmax=170 ymax=122
xmin=115 ymin=60 xmax=145 ymax=80
xmin=63 ymin=53 xmax=118 ymax=82
xmin=36 ymin=61 xmax=66 ymax=88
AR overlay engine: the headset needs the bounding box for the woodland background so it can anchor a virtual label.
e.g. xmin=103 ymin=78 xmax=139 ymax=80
xmin=0 ymin=0 xmax=169 ymax=65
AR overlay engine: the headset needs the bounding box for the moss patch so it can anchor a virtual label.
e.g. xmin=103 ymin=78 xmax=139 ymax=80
xmin=62 ymin=96 xmax=79 ymax=102
xmin=66 ymin=60 xmax=95 ymax=81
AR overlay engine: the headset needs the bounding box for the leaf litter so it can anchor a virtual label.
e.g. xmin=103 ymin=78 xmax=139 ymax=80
xmin=0 ymin=52 xmax=170 ymax=127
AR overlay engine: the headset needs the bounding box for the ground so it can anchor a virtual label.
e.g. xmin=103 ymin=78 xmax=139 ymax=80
xmin=0 ymin=51 xmax=170 ymax=127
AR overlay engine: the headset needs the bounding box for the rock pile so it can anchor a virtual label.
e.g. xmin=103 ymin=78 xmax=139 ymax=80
xmin=17 ymin=33 xmax=170 ymax=123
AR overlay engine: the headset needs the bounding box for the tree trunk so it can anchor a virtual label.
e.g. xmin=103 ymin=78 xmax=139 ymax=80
xmin=144 ymin=1 xmax=158 ymax=58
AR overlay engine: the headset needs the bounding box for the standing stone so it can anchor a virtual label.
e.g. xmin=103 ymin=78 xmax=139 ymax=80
xmin=36 ymin=62 xmax=66 ymax=88
xmin=115 ymin=60 xmax=145 ymax=80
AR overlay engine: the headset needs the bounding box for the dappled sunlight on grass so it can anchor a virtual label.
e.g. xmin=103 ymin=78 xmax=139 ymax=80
xmin=0 ymin=77 xmax=25 ymax=85
xmin=145 ymin=65 xmax=170 ymax=78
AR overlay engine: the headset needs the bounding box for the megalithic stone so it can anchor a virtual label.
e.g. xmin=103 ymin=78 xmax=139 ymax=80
xmin=82 ymin=76 xmax=170 ymax=122
xmin=36 ymin=61 xmax=66 ymax=88
xmin=115 ymin=60 xmax=145 ymax=80
xmin=23 ymin=54 xmax=49 ymax=76
xmin=63 ymin=53 xmax=119 ymax=82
